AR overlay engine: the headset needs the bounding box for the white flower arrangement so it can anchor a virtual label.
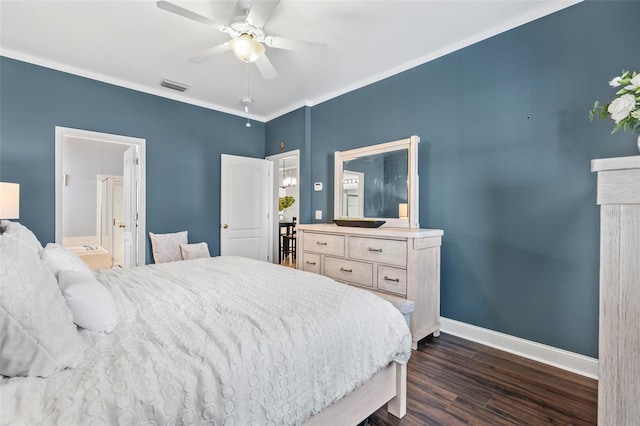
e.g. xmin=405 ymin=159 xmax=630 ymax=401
xmin=590 ymin=70 xmax=640 ymax=134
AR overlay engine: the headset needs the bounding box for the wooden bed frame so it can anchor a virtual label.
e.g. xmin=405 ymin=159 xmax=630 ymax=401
xmin=305 ymin=361 xmax=407 ymax=425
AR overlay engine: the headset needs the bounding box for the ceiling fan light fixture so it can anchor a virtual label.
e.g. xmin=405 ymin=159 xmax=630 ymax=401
xmin=229 ymin=34 xmax=265 ymax=63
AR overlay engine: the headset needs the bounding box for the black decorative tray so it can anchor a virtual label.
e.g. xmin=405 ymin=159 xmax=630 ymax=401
xmin=333 ymin=219 xmax=386 ymax=228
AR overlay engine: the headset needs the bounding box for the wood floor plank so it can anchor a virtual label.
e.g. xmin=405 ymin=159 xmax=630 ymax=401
xmin=368 ymin=333 xmax=597 ymax=426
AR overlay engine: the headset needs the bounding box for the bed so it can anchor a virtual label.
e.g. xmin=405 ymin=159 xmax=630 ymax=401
xmin=1 ymin=226 xmax=411 ymax=426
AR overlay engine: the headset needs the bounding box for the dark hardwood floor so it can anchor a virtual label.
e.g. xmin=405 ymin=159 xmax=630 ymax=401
xmin=369 ymin=333 xmax=597 ymax=425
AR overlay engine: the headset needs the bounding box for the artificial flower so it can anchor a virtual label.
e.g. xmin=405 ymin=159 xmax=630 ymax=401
xmin=609 ymin=76 xmax=622 ymax=87
xmin=624 ymin=74 xmax=640 ymax=91
xmin=590 ymin=69 xmax=640 ymax=134
xmin=608 ymin=94 xmax=636 ymax=124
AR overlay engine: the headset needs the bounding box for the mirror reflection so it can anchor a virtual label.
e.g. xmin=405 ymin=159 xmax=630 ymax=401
xmin=334 ymin=135 xmax=419 ymax=228
xmin=342 ymin=150 xmax=408 ymax=218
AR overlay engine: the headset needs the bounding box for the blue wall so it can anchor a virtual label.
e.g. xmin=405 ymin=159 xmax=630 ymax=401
xmin=1 ymin=1 xmax=637 ymax=357
xmin=266 ymin=106 xmax=312 ymax=223
xmin=302 ymin=1 xmax=637 ymax=357
xmin=0 ymin=57 xmax=265 ymax=263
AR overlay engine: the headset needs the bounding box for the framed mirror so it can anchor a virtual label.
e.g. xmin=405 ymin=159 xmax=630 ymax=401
xmin=334 ymin=135 xmax=419 ymax=228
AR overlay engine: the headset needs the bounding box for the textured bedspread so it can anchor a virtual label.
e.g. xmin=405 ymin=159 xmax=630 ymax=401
xmin=1 ymin=256 xmax=411 ymax=425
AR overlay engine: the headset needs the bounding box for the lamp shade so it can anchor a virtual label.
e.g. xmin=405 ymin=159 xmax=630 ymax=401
xmin=0 ymin=182 xmax=20 ymax=219
xmin=229 ymin=34 xmax=265 ymax=63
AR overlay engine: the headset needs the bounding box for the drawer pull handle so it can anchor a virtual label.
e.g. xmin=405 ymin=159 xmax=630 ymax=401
xmin=316 ymin=241 xmax=328 ymax=246
xmin=305 ymin=261 xmax=316 ymax=265
xmin=340 ymin=267 xmax=353 ymax=273
xmin=368 ymin=248 xmax=383 ymax=252
xmin=384 ymin=276 xmax=400 ymax=282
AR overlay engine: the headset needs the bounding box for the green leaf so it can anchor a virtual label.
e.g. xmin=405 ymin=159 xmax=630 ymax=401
xmin=279 ymin=196 xmax=295 ymax=211
xmin=611 ymin=122 xmax=622 ymax=134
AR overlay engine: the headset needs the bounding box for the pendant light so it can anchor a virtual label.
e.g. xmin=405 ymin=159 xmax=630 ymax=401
xmin=242 ymin=63 xmax=252 ymax=128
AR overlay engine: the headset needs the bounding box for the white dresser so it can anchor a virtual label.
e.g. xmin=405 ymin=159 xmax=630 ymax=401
xmin=296 ymin=223 xmax=443 ymax=349
xmin=591 ymin=155 xmax=640 ymax=425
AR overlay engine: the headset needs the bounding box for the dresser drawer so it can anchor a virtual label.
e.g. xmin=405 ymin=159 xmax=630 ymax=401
xmin=302 ymin=252 xmax=321 ymax=274
xmin=377 ymin=265 xmax=407 ymax=296
xmin=303 ymin=233 xmax=345 ymax=257
xmin=349 ymin=236 xmax=407 ymax=267
xmin=324 ymin=257 xmax=373 ymax=288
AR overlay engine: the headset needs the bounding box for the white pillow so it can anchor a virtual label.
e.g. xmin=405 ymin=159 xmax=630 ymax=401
xmin=0 ymin=235 xmax=82 ymax=377
xmin=180 ymin=242 xmax=210 ymax=260
xmin=3 ymin=220 xmax=44 ymax=255
xmin=57 ymin=270 xmax=118 ymax=333
xmin=149 ymin=231 xmax=188 ymax=263
xmin=41 ymin=243 xmax=92 ymax=276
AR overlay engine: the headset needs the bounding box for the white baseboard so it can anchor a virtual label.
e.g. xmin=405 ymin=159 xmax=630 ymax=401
xmin=439 ymin=317 xmax=598 ymax=380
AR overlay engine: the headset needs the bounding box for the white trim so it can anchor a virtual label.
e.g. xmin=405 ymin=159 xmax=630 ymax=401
xmin=55 ymin=126 xmax=147 ymax=267
xmin=264 ymin=0 xmax=582 ymax=121
xmin=1 ymin=48 xmax=265 ymax=122
xmin=1 ymin=1 xmax=580 ymax=124
xmin=440 ymin=317 xmax=598 ymax=380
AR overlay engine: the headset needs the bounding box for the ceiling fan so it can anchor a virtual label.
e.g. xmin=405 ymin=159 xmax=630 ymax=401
xmin=157 ymin=0 xmax=327 ymax=80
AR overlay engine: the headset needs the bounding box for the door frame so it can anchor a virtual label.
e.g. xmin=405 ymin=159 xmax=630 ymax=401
xmin=266 ymin=149 xmax=300 ymax=264
xmin=55 ymin=126 xmax=146 ymax=266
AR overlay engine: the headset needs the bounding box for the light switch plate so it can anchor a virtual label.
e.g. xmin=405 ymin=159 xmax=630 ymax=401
xmin=315 ymin=210 xmax=322 ymax=220
xmin=313 ymin=182 xmax=323 ymax=191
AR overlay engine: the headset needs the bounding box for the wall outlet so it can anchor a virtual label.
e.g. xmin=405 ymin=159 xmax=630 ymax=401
xmin=315 ymin=210 xmax=322 ymax=220
xmin=314 ymin=182 xmax=323 ymax=191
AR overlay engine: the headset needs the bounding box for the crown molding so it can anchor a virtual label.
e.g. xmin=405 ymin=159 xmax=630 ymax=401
xmin=0 ymin=48 xmax=267 ymax=122
xmin=2 ymin=0 xmax=581 ymax=125
xmin=265 ymin=0 xmax=582 ymax=121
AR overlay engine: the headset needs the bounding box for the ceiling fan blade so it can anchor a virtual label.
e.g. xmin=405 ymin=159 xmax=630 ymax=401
xmin=188 ymin=43 xmax=230 ymax=63
xmin=265 ymin=36 xmax=327 ymax=54
xmin=246 ymin=0 xmax=281 ymax=29
xmin=255 ymin=54 xmax=278 ymax=80
xmin=156 ymin=1 xmax=224 ymax=30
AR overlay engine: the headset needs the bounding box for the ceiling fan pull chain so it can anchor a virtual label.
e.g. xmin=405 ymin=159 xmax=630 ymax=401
xmin=243 ymin=63 xmax=252 ymax=128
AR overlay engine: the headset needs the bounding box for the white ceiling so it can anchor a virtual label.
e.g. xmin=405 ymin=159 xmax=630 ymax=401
xmin=0 ymin=0 xmax=579 ymax=122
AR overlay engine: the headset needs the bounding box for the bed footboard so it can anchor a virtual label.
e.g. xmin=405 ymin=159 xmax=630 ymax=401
xmin=387 ymin=362 xmax=407 ymax=418
xmin=304 ymin=361 xmax=407 ymax=425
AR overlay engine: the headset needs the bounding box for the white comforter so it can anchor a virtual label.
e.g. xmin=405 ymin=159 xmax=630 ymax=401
xmin=1 ymin=256 xmax=411 ymax=425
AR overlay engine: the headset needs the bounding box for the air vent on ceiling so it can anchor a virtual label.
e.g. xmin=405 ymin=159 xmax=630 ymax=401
xmin=161 ymin=79 xmax=189 ymax=92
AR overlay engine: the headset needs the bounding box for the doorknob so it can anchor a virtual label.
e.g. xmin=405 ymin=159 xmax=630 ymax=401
xmin=223 ymin=224 xmax=229 ymax=229
xmin=118 ymin=224 xmax=125 ymax=229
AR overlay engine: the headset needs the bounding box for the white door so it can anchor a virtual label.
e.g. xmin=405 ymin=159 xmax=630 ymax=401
xmin=220 ymin=154 xmax=272 ymax=261
xmin=111 ymin=178 xmax=125 ymax=266
xmin=123 ymin=145 xmax=139 ymax=267
xmin=100 ymin=178 xmax=111 ymax=251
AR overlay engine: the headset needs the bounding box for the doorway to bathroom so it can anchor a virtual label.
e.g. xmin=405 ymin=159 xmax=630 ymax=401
xmin=55 ymin=127 xmax=146 ymax=268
